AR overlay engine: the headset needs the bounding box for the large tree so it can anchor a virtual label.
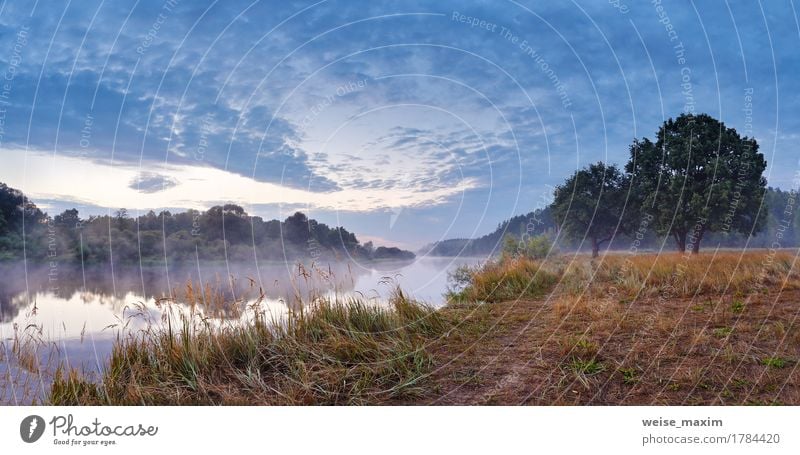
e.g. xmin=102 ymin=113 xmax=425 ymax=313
xmin=283 ymin=211 xmax=311 ymax=245
xmin=0 ymin=183 xmax=46 ymax=233
xmin=552 ymin=162 xmax=630 ymax=258
xmin=625 ymin=113 xmax=767 ymax=253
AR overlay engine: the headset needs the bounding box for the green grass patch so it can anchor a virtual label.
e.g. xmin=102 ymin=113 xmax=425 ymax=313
xmin=448 ymin=258 xmax=559 ymax=303
xmin=761 ymin=357 xmax=788 ymax=369
xmin=713 ymin=327 xmax=732 ymax=338
xmin=618 ymin=367 xmax=638 ymax=384
xmin=569 ymin=358 xmax=605 ymax=376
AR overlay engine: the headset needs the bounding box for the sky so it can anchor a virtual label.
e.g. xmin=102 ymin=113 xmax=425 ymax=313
xmin=0 ymin=0 xmax=798 ymax=249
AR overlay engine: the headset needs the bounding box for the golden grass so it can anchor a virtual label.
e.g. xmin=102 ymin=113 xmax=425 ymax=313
xmin=448 ymin=257 xmax=559 ymax=303
xmin=41 ymin=250 xmax=800 ymax=405
xmin=417 ymin=250 xmax=800 ymax=405
xmin=49 ymin=288 xmax=445 ymax=405
xmin=568 ymin=250 xmax=800 ymax=298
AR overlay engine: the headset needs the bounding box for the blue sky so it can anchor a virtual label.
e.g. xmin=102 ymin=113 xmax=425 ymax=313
xmin=0 ymin=0 xmax=798 ymax=248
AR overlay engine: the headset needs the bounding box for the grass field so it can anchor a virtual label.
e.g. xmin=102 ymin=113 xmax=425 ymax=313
xmin=48 ymin=250 xmax=800 ymax=405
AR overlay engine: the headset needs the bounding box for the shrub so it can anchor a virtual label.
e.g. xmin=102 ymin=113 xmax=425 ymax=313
xmin=501 ymin=234 xmax=555 ymax=260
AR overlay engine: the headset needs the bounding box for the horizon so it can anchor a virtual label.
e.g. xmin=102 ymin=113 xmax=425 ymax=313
xmin=1 ymin=1 xmax=799 ymax=251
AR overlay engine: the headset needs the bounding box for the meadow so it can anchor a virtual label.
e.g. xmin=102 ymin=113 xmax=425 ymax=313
xmin=42 ymin=250 xmax=800 ymax=405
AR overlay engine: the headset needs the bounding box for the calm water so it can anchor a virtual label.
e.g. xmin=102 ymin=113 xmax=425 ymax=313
xmin=0 ymin=256 xmax=484 ymax=403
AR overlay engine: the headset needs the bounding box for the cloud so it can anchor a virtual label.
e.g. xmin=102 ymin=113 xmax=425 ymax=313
xmin=128 ymin=172 xmax=179 ymax=193
xmin=0 ymin=0 xmax=796 ymax=244
xmin=4 ymin=149 xmax=480 ymax=213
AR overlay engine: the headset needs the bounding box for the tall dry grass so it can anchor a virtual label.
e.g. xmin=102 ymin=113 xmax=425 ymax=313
xmin=561 ymin=250 xmax=800 ymax=298
xmin=449 ymin=251 xmax=798 ymax=304
xmin=42 ymin=250 xmax=800 ymax=405
xmin=448 ymin=257 xmax=560 ymax=303
xmin=49 ymin=288 xmax=446 ymax=405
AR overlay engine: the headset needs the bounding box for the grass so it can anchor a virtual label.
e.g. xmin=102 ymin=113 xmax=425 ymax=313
xmin=618 ymin=367 xmax=638 ymax=384
xmin=569 ymin=358 xmax=605 ymax=375
xmin=762 ymin=357 xmax=788 ymax=369
xmin=713 ymin=327 xmax=733 ymax=338
xmin=447 ymin=257 xmax=559 ymax=303
xmin=417 ymin=251 xmax=800 ymax=405
xmin=560 ymin=251 xmax=800 ymax=298
xmin=49 ymin=288 xmax=446 ymax=405
xmin=39 ymin=250 xmax=800 ymax=405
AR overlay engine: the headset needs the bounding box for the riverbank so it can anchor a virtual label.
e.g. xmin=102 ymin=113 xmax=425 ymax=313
xmin=48 ymin=251 xmax=800 ymax=405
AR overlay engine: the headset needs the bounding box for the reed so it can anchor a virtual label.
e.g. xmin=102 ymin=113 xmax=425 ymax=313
xmin=448 ymin=257 xmax=559 ymax=303
xmin=49 ymin=288 xmax=446 ymax=405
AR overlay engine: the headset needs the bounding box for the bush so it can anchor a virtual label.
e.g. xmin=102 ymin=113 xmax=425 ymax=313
xmin=501 ymin=234 xmax=554 ymax=260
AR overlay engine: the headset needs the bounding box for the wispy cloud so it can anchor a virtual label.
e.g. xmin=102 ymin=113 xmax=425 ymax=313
xmin=6 ymin=149 xmax=480 ymax=212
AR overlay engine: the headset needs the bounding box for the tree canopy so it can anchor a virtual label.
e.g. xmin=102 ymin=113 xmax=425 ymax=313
xmin=551 ymin=162 xmax=630 ymax=257
xmin=0 ymin=183 xmax=414 ymax=265
xmin=428 ymin=113 xmax=777 ymax=258
xmin=626 ymin=113 xmax=767 ymax=253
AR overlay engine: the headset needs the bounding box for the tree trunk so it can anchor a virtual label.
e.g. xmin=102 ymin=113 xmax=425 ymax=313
xmin=691 ymin=227 xmax=705 ymax=254
xmin=673 ymin=231 xmax=686 ymax=253
xmin=591 ymin=237 xmax=599 ymax=258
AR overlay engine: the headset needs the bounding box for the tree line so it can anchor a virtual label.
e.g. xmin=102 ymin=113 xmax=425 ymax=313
xmin=428 ymin=113 xmax=793 ymax=258
xmin=0 ymin=186 xmax=414 ymax=265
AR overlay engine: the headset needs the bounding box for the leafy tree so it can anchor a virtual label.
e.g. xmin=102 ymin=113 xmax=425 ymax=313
xmin=283 ymin=212 xmax=311 ymax=245
xmin=626 ymin=113 xmax=767 ymax=253
xmin=0 ymin=182 xmax=46 ymax=232
xmin=0 ymin=183 xmax=47 ymax=260
xmin=54 ymin=209 xmax=81 ymax=229
xmin=362 ymin=241 xmax=374 ymax=255
xmin=114 ymin=208 xmax=134 ymax=231
xmin=139 ymin=210 xmax=160 ymax=231
xmin=552 ymin=162 xmax=630 ymax=258
xmin=0 ymin=183 xmax=416 ymax=265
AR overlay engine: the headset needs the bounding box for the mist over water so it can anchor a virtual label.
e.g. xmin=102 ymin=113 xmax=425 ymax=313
xmin=0 ymin=256 xmax=482 ymax=326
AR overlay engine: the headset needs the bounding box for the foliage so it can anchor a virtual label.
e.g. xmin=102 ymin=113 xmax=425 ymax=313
xmin=762 ymin=357 xmax=787 ymax=368
xmin=428 ymin=115 xmax=784 ymax=257
xmin=372 ymin=246 xmax=415 ymax=260
xmin=551 ymin=162 xmax=630 ymax=257
xmin=625 ymin=113 xmax=768 ymax=253
xmin=501 ymin=233 xmax=554 ymax=260
xmin=0 ymin=183 xmax=414 ymax=265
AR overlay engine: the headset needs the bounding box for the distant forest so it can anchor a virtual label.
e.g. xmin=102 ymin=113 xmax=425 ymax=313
xmin=424 ymin=186 xmax=799 ymax=258
xmin=0 ymin=182 xmax=415 ymax=265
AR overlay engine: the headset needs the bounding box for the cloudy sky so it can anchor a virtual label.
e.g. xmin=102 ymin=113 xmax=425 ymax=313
xmin=0 ymin=0 xmax=798 ymax=248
